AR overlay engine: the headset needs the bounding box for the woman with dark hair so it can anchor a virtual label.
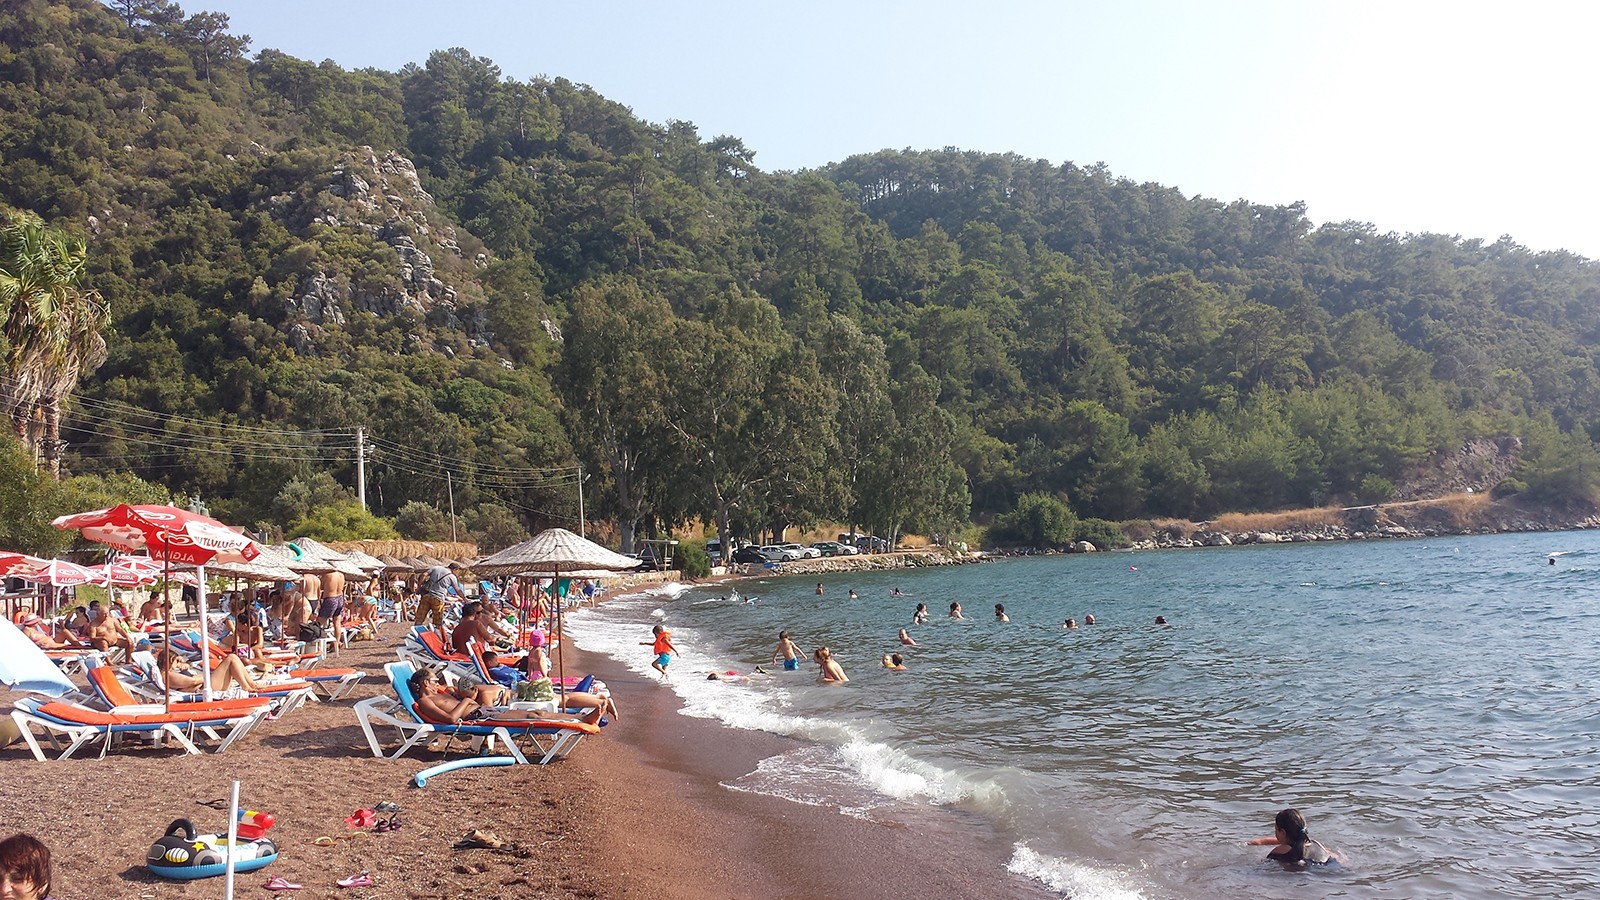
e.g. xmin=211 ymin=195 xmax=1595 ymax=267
xmin=1248 ymin=808 xmax=1339 ymax=865
xmin=0 ymin=833 xmax=51 ymax=900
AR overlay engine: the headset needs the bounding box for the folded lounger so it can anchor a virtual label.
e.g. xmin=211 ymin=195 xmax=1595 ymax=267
xmin=10 ymin=697 xmax=268 ymax=760
xmin=352 ymin=661 xmax=597 ymax=766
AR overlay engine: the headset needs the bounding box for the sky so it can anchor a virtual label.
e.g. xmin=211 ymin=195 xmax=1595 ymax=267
xmin=197 ymin=0 xmax=1598 ymax=258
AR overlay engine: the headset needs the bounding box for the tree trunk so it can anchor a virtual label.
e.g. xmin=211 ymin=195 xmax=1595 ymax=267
xmin=43 ymin=396 xmax=61 ymax=479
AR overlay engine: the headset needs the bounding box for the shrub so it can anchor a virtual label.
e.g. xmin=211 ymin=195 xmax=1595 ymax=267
xmin=1491 ymin=477 xmax=1526 ymax=499
xmin=989 ymin=493 xmax=1078 ymax=548
xmin=1358 ymin=475 xmax=1396 ymax=503
xmin=677 ymin=540 xmax=711 ymax=578
xmin=1075 ymin=518 xmax=1129 ymax=549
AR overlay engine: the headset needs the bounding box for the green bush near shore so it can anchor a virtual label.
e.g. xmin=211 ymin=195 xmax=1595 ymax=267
xmin=678 ymin=541 xmax=711 ymax=578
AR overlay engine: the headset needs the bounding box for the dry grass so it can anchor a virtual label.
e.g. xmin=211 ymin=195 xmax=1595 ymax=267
xmin=1211 ymin=506 xmax=1347 ymax=533
xmin=1382 ymin=492 xmax=1489 ymax=518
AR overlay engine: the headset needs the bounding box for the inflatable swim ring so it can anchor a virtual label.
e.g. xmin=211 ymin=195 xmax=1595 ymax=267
xmin=146 ymin=818 xmax=279 ymax=880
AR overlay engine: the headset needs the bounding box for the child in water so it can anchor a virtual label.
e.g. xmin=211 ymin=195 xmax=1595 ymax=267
xmin=641 ymin=624 xmax=677 ymax=679
xmin=1247 ymin=808 xmax=1340 ymax=866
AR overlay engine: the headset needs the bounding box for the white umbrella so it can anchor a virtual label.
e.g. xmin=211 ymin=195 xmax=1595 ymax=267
xmin=0 ymin=617 xmax=77 ymax=697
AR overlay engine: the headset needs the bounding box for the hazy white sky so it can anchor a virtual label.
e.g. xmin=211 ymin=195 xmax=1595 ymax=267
xmin=198 ymin=0 xmax=1597 ymax=258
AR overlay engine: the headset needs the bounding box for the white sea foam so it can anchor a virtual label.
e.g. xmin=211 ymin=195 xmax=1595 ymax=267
xmin=1007 ymin=846 xmax=1146 ymax=900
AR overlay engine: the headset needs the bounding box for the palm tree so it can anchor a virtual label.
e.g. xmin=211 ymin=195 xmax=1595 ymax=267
xmin=0 ymin=214 xmax=109 ymax=478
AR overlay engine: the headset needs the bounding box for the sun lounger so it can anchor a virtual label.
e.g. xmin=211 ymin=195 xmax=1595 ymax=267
xmin=83 ymin=659 xmax=273 ymax=718
xmin=352 ymin=661 xmax=596 ymax=765
xmin=10 ymin=697 xmax=268 ymax=760
xmin=196 ymin=643 xmax=364 ymax=701
xmin=458 ymin=638 xmax=607 ymax=701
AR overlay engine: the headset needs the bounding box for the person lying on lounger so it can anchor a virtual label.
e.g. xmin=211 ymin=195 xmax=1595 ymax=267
xmin=405 ymin=667 xmax=602 ymax=725
xmin=157 ymin=648 xmax=267 ymax=694
xmin=482 ymin=649 xmax=619 ymax=721
xmin=17 ymin=611 xmax=88 ymax=650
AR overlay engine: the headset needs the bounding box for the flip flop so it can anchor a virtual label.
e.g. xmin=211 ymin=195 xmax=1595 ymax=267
xmin=337 ymin=872 xmax=373 ymax=888
xmin=343 ymin=808 xmax=377 ymax=829
xmin=264 ymin=875 xmax=303 ymax=891
xmin=311 ymin=836 xmax=338 ymax=847
xmin=372 ymin=800 xmax=402 ymax=813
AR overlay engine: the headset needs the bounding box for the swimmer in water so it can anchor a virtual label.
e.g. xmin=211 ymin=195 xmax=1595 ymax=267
xmin=881 ymin=652 xmax=906 ymax=671
xmin=816 ymin=582 xmax=824 ymax=595
xmin=848 ymin=589 xmax=859 ymax=600
xmin=1063 ymin=618 xmax=1078 ymax=630
xmin=994 ymin=603 xmax=1009 ymax=622
xmin=814 ymin=646 xmax=848 ymax=684
xmin=949 ymin=601 xmax=964 ymax=619
xmin=898 ymin=628 xmax=916 ymax=646
xmin=1155 ymin=615 xmax=1168 ymax=625
xmin=1247 ymin=808 xmax=1340 ymax=866
xmin=1084 ymin=613 xmax=1096 ymax=625
xmin=912 ymin=603 xmax=928 ymax=624
xmin=771 ymin=630 xmax=803 ymax=671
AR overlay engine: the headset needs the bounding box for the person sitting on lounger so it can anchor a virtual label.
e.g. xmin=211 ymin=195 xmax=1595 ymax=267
xmin=138 ymin=591 xmax=170 ymax=626
xmin=85 ymin=600 xmax=139 ymax=659
xmin=157 ymin=647 xmax=268 ymax=695
xmin=222 ymin=610 xmax=270 ymax=671
xmin=451 ymin=602 xmax=504 ymax=655
xmin=406 ymin=667 xmax=600 ymax=725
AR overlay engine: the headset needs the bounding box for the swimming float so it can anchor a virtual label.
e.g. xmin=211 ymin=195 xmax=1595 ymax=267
xmin=146 ymin=818 xmax=279 ymax=880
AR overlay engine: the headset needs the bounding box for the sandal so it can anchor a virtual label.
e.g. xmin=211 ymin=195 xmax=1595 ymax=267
xmin=373 ymin=800 xmax=402 ymax=813
xmin=337 ymin=872 xmax=373 ymax=888
xmin=373 ymin=815 xmax=402 ymax=834
xmin=311 ymin=836 xmax=338 ymax=847
xmin=343 ymin=808 xmax=377 ymax=829
xmin=264 ymin=875 xmax=303 ymax=891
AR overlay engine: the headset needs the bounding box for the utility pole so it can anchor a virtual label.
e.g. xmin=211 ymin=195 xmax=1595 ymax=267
xmin=356 ymin=426 xmax=367 ymax=510
xmin=446 ymin=470 xmax=457 ymax=542
xmin=577 ymin=463 xmax=586 ymax=538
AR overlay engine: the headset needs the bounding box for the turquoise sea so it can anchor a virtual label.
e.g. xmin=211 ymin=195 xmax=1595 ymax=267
xmin=568 ymin=532 xmax=1600 ymax=898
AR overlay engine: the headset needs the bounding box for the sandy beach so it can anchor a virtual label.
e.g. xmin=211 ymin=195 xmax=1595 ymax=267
xmin=0 ymin=619 xmax=1040 ymax=899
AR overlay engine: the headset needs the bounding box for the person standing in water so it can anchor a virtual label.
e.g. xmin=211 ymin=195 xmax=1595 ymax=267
xmin=1247 ymin=808 xmax=1340 ymax=865
xmin=771 ymin=630 xmax=803 ymax=671
xmin=816 ymin=582 xmax=824 ymax=596
xmin=949 ymin=601 xmax=964 ymax=619
xmin=898 ymin=628 xmax=917 ymax=646
xmin=641 ymin=624 xmax=677 ymax=679
xmin=912 ymin=603 xmax=929 ymax=624
xmin=994 ymin=603 xmax=1009 ymax=622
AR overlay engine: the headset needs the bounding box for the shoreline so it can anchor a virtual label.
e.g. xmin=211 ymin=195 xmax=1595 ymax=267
xmin=561 ymin=629 xmax=1044 ymax=900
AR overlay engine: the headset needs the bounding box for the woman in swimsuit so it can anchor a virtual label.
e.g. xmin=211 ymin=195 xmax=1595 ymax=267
xmin=1247 ymin=808 xmax=1339 ymax=866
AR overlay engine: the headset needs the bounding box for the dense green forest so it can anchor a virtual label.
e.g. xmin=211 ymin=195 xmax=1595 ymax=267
xmin=3 ymin=0 xmax=1600 ymax=555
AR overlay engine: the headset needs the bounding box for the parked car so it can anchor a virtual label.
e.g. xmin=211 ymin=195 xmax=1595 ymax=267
xmin=705 ymin=538 xmax=723 ymax=563
xmin=731 ymin=546 xmax=767 ymax=564
xmin=778 ymin=542 xmax=821 ymax=559
xmin=759 ymin=544 xmax=804 ymax=562
xmin=811 ymin=540 xmax=858 ymax=557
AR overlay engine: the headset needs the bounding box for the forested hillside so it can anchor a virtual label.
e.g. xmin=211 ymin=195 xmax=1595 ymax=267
xmin=3 ymin=0 xmax=1599 ymax=554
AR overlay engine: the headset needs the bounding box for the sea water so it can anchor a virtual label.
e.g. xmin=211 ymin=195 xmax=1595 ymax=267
xmin=566 ymin=533 xmax=1600 ymax=898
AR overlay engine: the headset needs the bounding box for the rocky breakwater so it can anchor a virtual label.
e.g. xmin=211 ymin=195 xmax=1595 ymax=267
xmin=732 ymin=549 xmax=983 ymax=577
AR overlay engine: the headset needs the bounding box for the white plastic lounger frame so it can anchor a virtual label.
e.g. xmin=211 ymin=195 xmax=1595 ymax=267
xmin=9 ymin=697 xmax=267 ymax=760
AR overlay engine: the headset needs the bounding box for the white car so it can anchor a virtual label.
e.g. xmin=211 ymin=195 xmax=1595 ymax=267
xmin=759 ymin=544 xmax=803 ymax=562
xmin=779 ymin=542 xmax=822 ymax=559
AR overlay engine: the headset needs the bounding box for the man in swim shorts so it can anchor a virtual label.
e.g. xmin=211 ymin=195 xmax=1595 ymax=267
xmin=771 ymin=630 xmax=803 ymax=670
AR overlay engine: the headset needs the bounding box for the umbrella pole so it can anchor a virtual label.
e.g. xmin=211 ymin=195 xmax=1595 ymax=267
xmin=555 ymin=567 xmax=565 ymax=702
xmin=198 ymin=564 xmax=213 ymax=703
xmin=162 ymin=550 xmax=172 ymax=712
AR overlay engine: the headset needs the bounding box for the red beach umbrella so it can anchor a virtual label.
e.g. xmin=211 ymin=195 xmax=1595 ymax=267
xmin=52 ymin=504 xmax=263 ymax=704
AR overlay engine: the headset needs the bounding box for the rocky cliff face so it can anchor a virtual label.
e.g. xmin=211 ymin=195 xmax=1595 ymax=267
xmin=265 ymin=146 xmax=496 ymax=357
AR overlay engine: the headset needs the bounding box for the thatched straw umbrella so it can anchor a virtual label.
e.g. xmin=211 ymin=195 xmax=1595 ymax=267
xmin=473 ymin=528 xmax=640 ymax=692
